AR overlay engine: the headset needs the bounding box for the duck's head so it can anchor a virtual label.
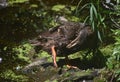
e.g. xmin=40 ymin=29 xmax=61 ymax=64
xmin=29 ymin=35 xmax=48 ymax=51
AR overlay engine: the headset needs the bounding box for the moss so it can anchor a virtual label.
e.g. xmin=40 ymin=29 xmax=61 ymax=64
xmin=0 ymin=70 xmax=28 ymax=82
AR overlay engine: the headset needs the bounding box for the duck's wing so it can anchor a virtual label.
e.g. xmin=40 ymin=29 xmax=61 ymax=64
xmin=66 ymin=26 xmax=92 ymax=48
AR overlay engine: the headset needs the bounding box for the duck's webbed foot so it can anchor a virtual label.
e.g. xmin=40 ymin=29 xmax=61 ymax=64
xmin=66 ymin=65 xmax=78 ymax=69
xmin=65 ymin=56 xmax=79 ymax=69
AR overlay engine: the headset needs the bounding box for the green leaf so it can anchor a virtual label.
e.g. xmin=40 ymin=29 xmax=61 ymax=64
xmin=115 ymin=69 xmax=120 ymax=74
xmin=80 ymin=3 xmax=90 ymax=11
xmin=76 ymin=3 xmax=90 ymax=14
xmin=92 ymin=21 xmax=95 ymax=31
xmin=84 ymin=16 xmax=89 ymax=23
xmin=90 ymin=5 xmax=93 ymax=22
xmin=92 ymin=4 xmax=97 ymax=18
xmin=8 ymin=0 xmax=29 ymax=5
xmin=3 ymin=47 xmax=7 ymax=51
xmin=30 ymin=4 xmax=38 ymax=8
xmin=117 ymin=78 xmax=120 ymax=81
xmin=107 ymin=63 xmax=113 ymax=69
xmin=71 ymin=6 xmax=76 ymax=11
xmin=98 ymin=31 xmax=102 ymax=42
xmin=52 ymin=5 xmax=65 ymax=11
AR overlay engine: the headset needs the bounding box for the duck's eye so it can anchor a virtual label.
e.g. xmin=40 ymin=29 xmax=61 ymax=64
xmin=37 ymin=36 xmax=43 ymax=40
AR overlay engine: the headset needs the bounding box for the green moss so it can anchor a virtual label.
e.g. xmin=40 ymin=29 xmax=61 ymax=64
xmin=100 ymin=45 xmax=114 ymax=56
xmin=13 ymin=43 xmax=33 ymax=63
xmin=0 ymin=70 xmax=28 ymax=82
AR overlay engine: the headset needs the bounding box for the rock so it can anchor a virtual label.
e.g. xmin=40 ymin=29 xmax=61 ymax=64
xmin=0 ymin=0 xmax=8 ymax=9
xmin=21 ymin=58 xmax=99 ymax=82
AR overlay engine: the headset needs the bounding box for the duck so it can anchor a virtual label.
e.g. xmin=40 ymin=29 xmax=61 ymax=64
xmin=30 ymin=16 xmax=96 ymax=68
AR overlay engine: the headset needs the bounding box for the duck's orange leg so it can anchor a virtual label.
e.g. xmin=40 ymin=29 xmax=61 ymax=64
xmin=51 ymin=45 xmax=58 ymax=67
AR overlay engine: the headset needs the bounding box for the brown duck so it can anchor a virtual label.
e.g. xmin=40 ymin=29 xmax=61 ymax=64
xmin=30 ymin=17 xmax=96 ymax=68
